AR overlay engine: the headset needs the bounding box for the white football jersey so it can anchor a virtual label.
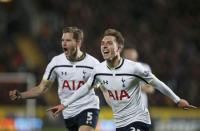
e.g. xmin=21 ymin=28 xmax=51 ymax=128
xmin=43 ymin=53 xmax=100 ymax=119
xmin=87 ymin=59 xmax=153 ymax=128
xmin=139 ymin=62 xmax=152 ymax=109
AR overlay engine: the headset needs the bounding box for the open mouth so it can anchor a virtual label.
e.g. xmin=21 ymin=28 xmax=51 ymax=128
xmin=63 ymin=47 xmax=68 ymax=52
xmin=103 ymin=50 xmax=109 ymax=55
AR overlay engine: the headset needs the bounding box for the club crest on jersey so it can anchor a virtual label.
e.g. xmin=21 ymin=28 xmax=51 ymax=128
xmin=82 ymin=70 xmax=86 ymax=79
xmin=121 ymin=78 xmax=126 ymax=87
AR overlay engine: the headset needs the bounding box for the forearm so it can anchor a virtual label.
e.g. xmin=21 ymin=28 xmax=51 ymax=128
xmin=150 ymin=75 xmax=180 ymax=103
xmin=20 ymin=80 xmax=52 ymax=99
xmin=62 ymin=83 xmax=91 ymax=107
xmin=20 ymin=86 xmax=45 ymax=99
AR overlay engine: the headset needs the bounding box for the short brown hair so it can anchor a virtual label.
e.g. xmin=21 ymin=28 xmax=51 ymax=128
xmin=103 ymin=28 xmax=124 ymax=49
xmin=62 ymin=26 xmax=84 ymax=42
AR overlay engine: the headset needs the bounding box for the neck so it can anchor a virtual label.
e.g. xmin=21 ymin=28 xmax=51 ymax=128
xmin=106 ymin=55 xmax=122 ymax=69
xmin=75 ymin=49 xmax=83 ymax=59
xmin=68 ymin=49 xmax=83 ymax=61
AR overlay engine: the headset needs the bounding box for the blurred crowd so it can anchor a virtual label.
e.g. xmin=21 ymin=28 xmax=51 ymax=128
xmin=0 ymin=0 xmax=199 ymax=106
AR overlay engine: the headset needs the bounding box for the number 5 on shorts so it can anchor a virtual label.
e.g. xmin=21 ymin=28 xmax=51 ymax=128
xmin=86 ymin=112 xmax=93 ymax=124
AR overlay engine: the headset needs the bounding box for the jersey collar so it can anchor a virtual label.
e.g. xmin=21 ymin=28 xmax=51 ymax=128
xmin=66 ymin=52 xmax=86 ymax=62
xmin=76 ymin=52 xmax=86 ymax=61
xmin=106 ymin=58 xmax=124 ymax=70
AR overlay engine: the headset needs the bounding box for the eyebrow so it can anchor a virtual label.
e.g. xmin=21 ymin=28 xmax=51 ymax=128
xmin=101 ymin=40 xmax=113 ymax=42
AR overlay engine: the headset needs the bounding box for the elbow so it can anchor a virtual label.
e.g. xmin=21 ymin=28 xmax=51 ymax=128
xmin=37 ymin=86 xmax=47 ymax=96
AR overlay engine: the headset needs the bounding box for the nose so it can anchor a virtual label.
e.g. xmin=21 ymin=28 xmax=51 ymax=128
xmin=62 ymin=41 xmax=67 ymax=47
xmin=102 ymin=44 xmax=108 ymax=49
xmin=101 ymin=42 xmax=107 ymax=48
xmin=103 ymin=46 xmax=107 ymax=49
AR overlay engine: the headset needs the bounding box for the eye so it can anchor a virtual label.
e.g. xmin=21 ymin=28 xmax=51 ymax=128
xmin=101 ymin=41 xmax=105 ymax=46
xmin=107 ymin=41 xmax=113 ymax=45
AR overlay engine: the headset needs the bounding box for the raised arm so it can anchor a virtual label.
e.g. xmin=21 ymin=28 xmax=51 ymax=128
xmin=150 ymin=74 xmax=197 ymax=109
xmin=135 ymin=62 xmax=197 ymax=109
xmin=9 ymin=80 xmax=53 ymax=100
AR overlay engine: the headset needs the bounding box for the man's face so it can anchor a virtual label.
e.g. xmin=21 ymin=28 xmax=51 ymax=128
xmin=101 ymin=36 xmax=119 ymax=60
xmin=61 ymin=32 xmax=79 ymax=59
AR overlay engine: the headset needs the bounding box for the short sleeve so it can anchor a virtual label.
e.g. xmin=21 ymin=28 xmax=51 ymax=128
xmin=86 ymin=67 xmax=97 ymax=87
xmin=91 ymin=57 xmax=100 ymax=68
xmin=42 ymin=57 xmax=57 ymax=81
xmin=135 ymin=63 xmax=153 ymax=84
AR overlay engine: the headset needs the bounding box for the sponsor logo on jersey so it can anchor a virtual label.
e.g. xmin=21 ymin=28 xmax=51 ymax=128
xmin=102 ymin=80 xmax=108 ymax=85
xmin=61 ymin=72 xmax=67 ymax=75
xmin=62 ymin=80 xmax=85 ymax=90
xmin=143 ymin=70 xmax=149 ymax=77
xmin=107 ymin=90 xmax=130 ymax=100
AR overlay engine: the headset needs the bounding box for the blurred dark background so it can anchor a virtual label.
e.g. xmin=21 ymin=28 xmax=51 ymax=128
xmin=0 ymin=0 xmax=200 ymax=108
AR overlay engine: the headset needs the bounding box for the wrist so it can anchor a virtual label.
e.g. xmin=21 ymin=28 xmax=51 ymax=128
xmin=176 ymin=99 xmax=182 ymax=106
xmin=19 ymin=92 xmax=25 ymax=99
xmin=174 ymin=96 xmax=181 ymax=104
xmin=16 ymin=91 xmax=23 ymax=100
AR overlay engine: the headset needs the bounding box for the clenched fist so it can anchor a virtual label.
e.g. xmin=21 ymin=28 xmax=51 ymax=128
xmin=9 ymin=90 xmax=22 ymax=101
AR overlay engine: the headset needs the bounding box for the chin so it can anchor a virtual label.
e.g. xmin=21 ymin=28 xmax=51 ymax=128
xmin=103 ymin=56 xmax=109 ymax=60
xmin=105 ymin=57 xmax=113 ymax=61
xmin=64 ymin=53 xmax=70 ymax=57
xmin=64 ymin=52 xmax=68 ymax=56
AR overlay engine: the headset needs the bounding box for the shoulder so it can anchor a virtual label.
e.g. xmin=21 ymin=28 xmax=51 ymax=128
xmin=85 ymin=53 xmax=100 ymax=65
xmin=48 ymin=53 xmax=65 ymax=65
xmin=123 ymin=59 xmax=145 ymax=72
xmin=92 ymin=61 xmax=106 ymax=70
xmin=51 ymin=53 xmax=65 ymax=61
xmin=85 ymin=53 xmax=100 ymax=63
xmin=139 ymin=62 xmax=152 ymax=72
xmin=123 ymin=58 xmax=139 ymax=66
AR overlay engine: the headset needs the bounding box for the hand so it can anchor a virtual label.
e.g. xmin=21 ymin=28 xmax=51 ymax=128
xmin=177 ymin=99 xmax=197 ymax=110
xmin=47 ymin=104 xmax=65 ymax=118
xmin=9 ymin=90 xmax=22 ymax=101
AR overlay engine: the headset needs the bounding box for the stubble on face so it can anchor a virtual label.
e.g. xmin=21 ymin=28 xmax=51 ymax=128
xmin=62 ymin=33 xmax=79 ymax=61
xmin=101 ymin=36 xmax=119 ymax=60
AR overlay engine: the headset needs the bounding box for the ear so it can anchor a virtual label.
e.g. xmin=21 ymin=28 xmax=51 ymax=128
xmin=118 ymin=44 xmax=124 ymax=53
xmin=77 ymin=40 xmax=82 ymax=47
